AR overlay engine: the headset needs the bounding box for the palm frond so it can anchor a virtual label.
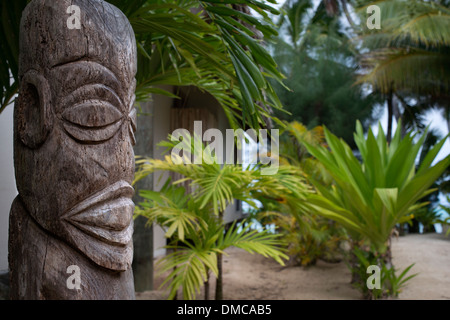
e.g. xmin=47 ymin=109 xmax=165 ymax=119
xmin=0 ymin=0 xmax=27 ymax=112
xmin=217 ymin=221 xmax=289 ymax=266
xmin=157 ymin=244 xmax=220 ymax=300
xmin=355 ymin=0 xmax=450 ymax=96
xmin=0 ymin=0 xmax=286 ymax=129
xmin=358 ymin=48 xmax=450 ymax=95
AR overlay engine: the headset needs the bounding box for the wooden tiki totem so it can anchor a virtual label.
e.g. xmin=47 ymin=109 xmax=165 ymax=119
xmin=9 ymin=0 xmax=137 ymax=299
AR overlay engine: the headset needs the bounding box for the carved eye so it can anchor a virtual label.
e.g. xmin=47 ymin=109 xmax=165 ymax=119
xmin=62 ymin=101 xmax=124 ymax=143
xmin=63 ymin=101 xmax=122 ymax=127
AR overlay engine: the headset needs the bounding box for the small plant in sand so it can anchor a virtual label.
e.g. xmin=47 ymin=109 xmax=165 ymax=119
xmin=302 ymin=120 xmax=450 ymax=299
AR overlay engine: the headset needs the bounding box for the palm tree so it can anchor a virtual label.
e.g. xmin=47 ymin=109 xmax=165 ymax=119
xmin=278 ymin=0 xmax=450 ymax=141
xmin=135 ymin=181 xmax=289 ymax=300
xmin=354 ymin=0 xmax=450 ymax=138
xmin=271 ymin=0 xmax=379 ymax=147
xmin=1 ymin=0 xmax=286 ymax=129
xmin=134 ymin=135 xmax=309 ymax=299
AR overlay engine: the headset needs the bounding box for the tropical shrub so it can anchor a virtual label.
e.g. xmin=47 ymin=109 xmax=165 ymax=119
xmin=134 ymin=135 xmax=309 ymax=299
xmin=439 ymin=197 xmax=450 ymax=236
xmin=135 ymin=181 xmax=288 ymax=300
xmin=411 ymin=207 xmax=442 ymax=233
xmin=254 ymin=122 xmax=347 ymax=267
xmin=256 ymin=208 xmax=347 ymax=267
xmin=351 ymin=247 xmax=418 ymax=299
xmin=302 ymin=120 xmax=450 ymax=298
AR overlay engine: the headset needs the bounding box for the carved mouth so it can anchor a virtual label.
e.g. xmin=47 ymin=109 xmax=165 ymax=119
xmin=62 ymin=180 xmax=134 ymax=246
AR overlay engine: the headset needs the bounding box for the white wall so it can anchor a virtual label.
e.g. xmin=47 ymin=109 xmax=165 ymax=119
xmin=151 ymin=88 xmax=173 ymax=258
xmin=0 ymin=105 xmax=18 ymax=273
xmin=146 ymin=86 xmax=245 ymax=257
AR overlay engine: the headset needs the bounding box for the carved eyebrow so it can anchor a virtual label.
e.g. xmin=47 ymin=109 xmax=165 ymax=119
xmin=53 ymin=60 xmax=122 ymax=97
xmin=60 ymin=84 xmax=124 ymax=113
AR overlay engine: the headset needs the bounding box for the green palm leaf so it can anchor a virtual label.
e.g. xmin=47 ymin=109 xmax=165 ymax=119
xmin=0 ymin=0 xmax=286 ymax=130
xmin=355 ymin=0 xmax=450 ymax=96
xmin=217 ymin=221 xmax=288 ymax=265
xmin=0 ymin=0 xmax=27 ymax=112
xmin=157 ymin=245 xmax=220 ymax=300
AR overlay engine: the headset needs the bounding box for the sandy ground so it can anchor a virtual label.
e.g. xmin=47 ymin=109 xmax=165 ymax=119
xmin=136 ymin=233 xmax=450 ymax=300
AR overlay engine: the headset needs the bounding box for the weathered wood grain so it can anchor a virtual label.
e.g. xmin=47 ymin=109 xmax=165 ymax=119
xmin=9 ymin=0 xmax=137 ymax=299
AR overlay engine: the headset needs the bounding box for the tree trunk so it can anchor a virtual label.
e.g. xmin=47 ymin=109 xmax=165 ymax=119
xmin=349 ymin=240 xmax=361 ymax=285
xmin=391 ymin=94 xmax=408 ymax=138
xmin=215 ymin=211 xmax=225 ymax=300
xmin=215 ymin=253 xmax=223 ymax=300
xmin=382 ymin=238 xmax=393 ymax=270
xmin=376 ymin=238 xmax=394 ymax=300
xmin=170 ymin=247 xmax=178 ymax=300
xmin=408 ymin=219 xmax=420 ymax=233
xmin=204 ymin=269 xmax=210 ymax=300
xmin=340 ymin=0 xmax=357 ymax=30
xmin=387 ymin=89 xmax=394 ymax=144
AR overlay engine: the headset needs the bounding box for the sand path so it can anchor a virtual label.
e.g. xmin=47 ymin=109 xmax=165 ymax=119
xmin=136 ymin=233 xmax=450 ymax=300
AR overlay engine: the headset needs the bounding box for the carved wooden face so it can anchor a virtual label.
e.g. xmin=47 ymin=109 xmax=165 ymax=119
xmin=14 ymin=0 xmax=137 ymax=271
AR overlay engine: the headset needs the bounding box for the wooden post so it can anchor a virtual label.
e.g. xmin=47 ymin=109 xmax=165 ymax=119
xmin=9 ymin=0 xmax=137 ymax=299
xmin=386 ymin=87 xmax=394 ymax=144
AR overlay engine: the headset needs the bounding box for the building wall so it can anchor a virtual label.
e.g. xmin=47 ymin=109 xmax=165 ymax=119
xmin=151 ymin=87 xmax=174 ymax=257
xmin=0 ymin=106 xmax=18 ymax=273
xmin=132 ymin=99 xmax=155 ymax=292
xmin=216 ymin=102 xmax=244 ymax=224
xmin=150 ymin=87 xmax=244 ymax=258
